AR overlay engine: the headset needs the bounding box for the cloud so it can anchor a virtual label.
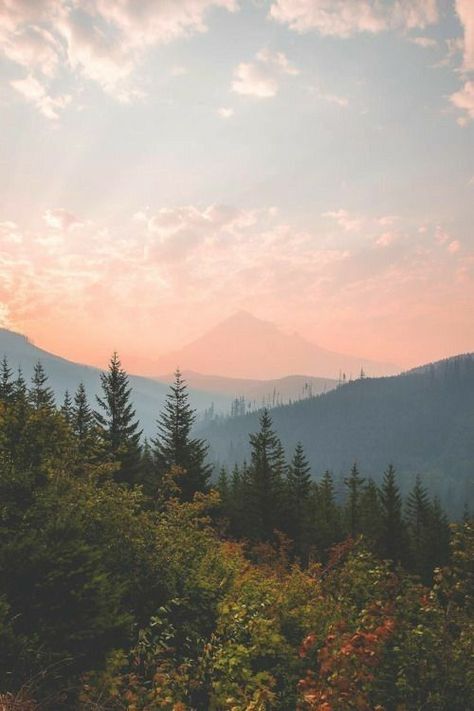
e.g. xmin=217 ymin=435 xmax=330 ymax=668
xmin=0 ymin=0 xmax=237 ymax=114
xmin=43 ymin=209 xmax=83 ymax=231
xmin=375 ymin=232 xmax=398 ymax=248
xmin=323 ymin=209 xmax=363 ymax=232
xmin=409 ymin=35 xmax=437 ymax=48
xmin=10 ymin=75 xmax=71 ymax=119
xmin=450 ymin=81 xmax=474 ymax=123
xmin=448 ymin=1 xmax=474 ymax=123
xmin=456 ymin=0 xmax=474 ymax=72
xmin=218 ymin=106 xmax=234 ymax=118
xmin=307 ymin=85 xmax=349 ymax=107
xmin=144 ymin=204 xmax=259 ymax=262
xmin=269 ymin=0 xmax=438 ymax=37
xmin=0 ymin=204 xmax=471 ymax=368
xmin=232 ymin=48 xmax=298 ymax=98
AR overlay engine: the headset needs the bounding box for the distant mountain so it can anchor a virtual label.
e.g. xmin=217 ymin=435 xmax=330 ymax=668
xmin=157 ymin=311 xmax=397 ymax=379
xmin=199 ymin=353 xmax=474 ymax=514
xmin=0 ymin=328 xmax=232 ymax=437
xmin=156 ymin=370 xmax=337 ymax=405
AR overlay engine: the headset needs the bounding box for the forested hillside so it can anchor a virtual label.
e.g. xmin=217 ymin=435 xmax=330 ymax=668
xmin=201 ymin=354 xmax=474 ymax=515
xmin=0 ymin=328 xmax=232 ymax=433
xmin=0 ymin=354 xmax=473 ymax=710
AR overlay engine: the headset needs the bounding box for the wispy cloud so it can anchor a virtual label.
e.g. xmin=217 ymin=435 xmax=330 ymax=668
xmin=0 ymin=204 xmax=470 ymax=367
xmin=232 ymin=49 xmax=298 ymax=98
xmin=450 ymin=1 xmax=474 ymax=123
xmin=0 ymin=0 xmax=238 ymax=115
xmin=218 ymin=106 xmax=234 ymax=118
xmin=450 ymin=81 xmax=474 ymax=124
xmin=10 ymin=75 xmax=70 ymax=119
xmin=269 ymin=0 xmax=438 ymax=37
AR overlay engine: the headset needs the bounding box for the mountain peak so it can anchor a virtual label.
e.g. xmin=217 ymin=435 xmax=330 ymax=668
xmin=208 ymin=311 xmax=278 ymax=336
xmin=158 ymin=312 xmax=397 ymax=379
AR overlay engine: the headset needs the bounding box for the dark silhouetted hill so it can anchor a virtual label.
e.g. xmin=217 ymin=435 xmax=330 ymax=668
xmin=199 ymin=353 xmax=474 ymax=514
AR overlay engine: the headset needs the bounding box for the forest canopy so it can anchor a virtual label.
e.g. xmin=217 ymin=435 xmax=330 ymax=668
xmin=0 ymin=355 xmax=473 ymax=710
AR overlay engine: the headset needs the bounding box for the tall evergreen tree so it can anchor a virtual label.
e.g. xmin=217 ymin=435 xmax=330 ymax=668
xmin=0 ymin=357 xmax=14 ymax=402
xmin=378 ymin=464 xmax=406 ymax=563
xmin=360 ymin=478 xmax=383 ymax=546
xmin=153 ymin=369 xmax=211 ymax=501
xmin=311 ymin=471 xmax=342 ymax=558
xmin=344 ymin=463 xmax=365 ymax=537
xmin=245 ymin=408 xmax=283 ymax=541
xmin=287 ymin=442 xmax=311 ymax=504
xmin=72 ymin=383 xmax=98 ymax=463
xmin=286 ymin=441 xmax=312 ymax=559
xmin=61 ymin=390 xmax=73 ymax=425
xmin=406 ymin=476 xmax=430 ymax=540
xmin=95 ymin=353 xmax=142 ymax=484
xmin=217 ymin=466 xmax=230 ymax=503
xmin=13 ymin=368 xmax=27 ymax=403
xmin=29 ymin=362 xmax=55 ymax=411
xmin=427 ymin=496 xmax=451 ymax=571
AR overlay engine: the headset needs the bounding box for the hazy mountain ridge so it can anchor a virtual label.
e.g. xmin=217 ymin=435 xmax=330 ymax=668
xmin=157 ymin=311 xmax=398 ymax=379
xmin=156 ymin=370 xmax=337 ymax=403
xmin=0 ymin=327 xmax=335 ymax=434
xmin=0 ymin=328 xmax=232 ymax=436
xmin=199 ymin=353 xmax=474 ymax=514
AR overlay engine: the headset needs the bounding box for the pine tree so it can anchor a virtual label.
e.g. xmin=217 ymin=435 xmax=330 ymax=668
xmin=360 ymin=478 xmax=382 ymax=546
xmin=0 ymin=356 xmax=14 ymax=402
xmin=13 ymin=368 xmax=27 ymax=403
xmin=153 ymin=369 xmax=211 ymax=501
xmin=72 ymin=383 xmax=98 ymax=463
xmin=288 ymin=442 xmax=311 ymax=505
xmin=427 ymin=496 xmax=451 ymax=571
xmin=61 ymin=390 xmax=73 ymax=425
xmin=311 ymin=471 xmax=342 ymax=558
xmin=95 ymin=353 xmax=142 ymax=484
xmin=286 ymin=442 xmax=312 ymax=559
xmin=344 ymin=463 xmax=365 ymax=537
xmin=29 ymin=362 xmax=55 ymax=411
xmin=406 ymin=476 xmax=430 ymax=540
xmin=378 ymin=464 xmax=406 ymax=564
xmin=140 ymin=438 xmax=157 ymax=498
xmin=217 ymin=466 xmax=230 ymax=502
xmin=245 ymin=408 xmax=283 ymax=541
xmin=272 ymin=437 xmax=287 ymax=531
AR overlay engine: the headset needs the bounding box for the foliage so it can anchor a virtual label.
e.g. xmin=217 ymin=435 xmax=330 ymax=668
xmin=0 ymin=355 xmax=472 ymax=709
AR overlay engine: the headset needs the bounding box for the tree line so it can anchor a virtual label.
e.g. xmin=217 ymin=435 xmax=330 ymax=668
xmin=0 ymin=352 xmax=472 ymax=709
xmin=216 ymin=409 xmax=451 ymax=583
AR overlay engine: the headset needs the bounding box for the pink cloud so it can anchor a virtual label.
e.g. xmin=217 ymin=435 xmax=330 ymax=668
xmin=0 ymin=0 xmax=238 ymax=113
xmin=375 ymin=232 xmax=398 ymax=248
xmin=323 ymin=209 xmax=363 ymax=232
xmin=10 ymin=74 xmax=71 ymax=119
xmin=450 ymin=80 xmax=474 ymax=123
xmin=447 ymin=240 xmax=461 ymax=253
xmin=232 ymin=49 xmax=298 ymax=98
xmin=269 ymin=0 xmax=438 ymax=37
xmin=456 ymin=0 xmax=474 ymax=72
xmin=1 ymin=204 xmax=471 ymax=371
xmin=43 ymin=209 xmax=83 ymax=231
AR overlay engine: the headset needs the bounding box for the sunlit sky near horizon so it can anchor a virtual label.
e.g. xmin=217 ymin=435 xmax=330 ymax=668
xmin=0 ymin=0 xmax=473 ymax=374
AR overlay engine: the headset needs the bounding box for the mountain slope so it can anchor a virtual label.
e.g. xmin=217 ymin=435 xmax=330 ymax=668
xmin=0 ymin=329 xmax=232 ymax=436
xmin=199 ymin=354 xmax=474 ymax=514
xmin=156 ymin=370 xmax=337 ymax=404
xmin=157 ymin=311 xmax=397 ymax=379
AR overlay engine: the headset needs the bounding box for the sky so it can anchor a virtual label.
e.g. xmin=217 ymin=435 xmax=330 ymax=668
xmin=0 ymin=0 xmax=473 ymax=374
